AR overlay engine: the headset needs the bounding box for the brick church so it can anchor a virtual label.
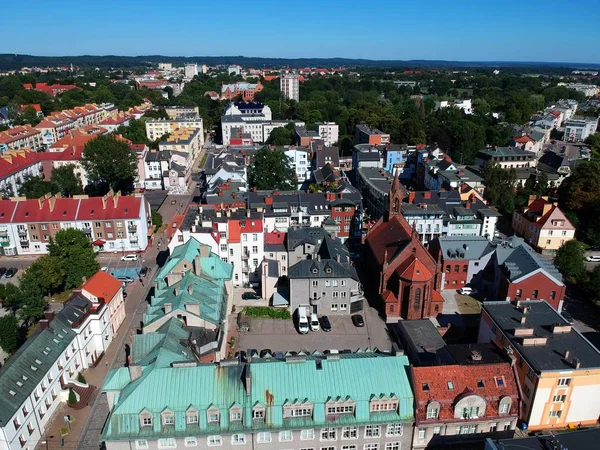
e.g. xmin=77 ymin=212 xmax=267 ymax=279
xmin=364 ymin=173 xmax=444 ymax=321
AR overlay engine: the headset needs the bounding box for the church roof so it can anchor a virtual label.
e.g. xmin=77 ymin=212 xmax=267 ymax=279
xmin=398 ymin=257 xmax=434 ymax=282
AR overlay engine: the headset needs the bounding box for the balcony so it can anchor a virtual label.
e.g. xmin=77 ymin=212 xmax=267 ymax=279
xmin=310 ymin=296 xmax=321 ymax=306
xmin=242 ymin=249 xmax=250 ymax=260
xmin=82 ymin=227 xmax=92 ymax=233
xmin=129 ymin=236 xmax=138 ymax=243
xmin=128 ymin=224 xmax=137 ymax=233
xmin=242 ymin=266 xmax=250 ymax=273
xmin=18 ymin=229 xmax=27 ymax=237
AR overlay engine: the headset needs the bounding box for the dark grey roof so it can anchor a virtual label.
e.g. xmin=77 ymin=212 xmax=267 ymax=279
xmin=437 ymin=236 xmax=495 ymax=260
xmin=494 ymin=236 xmax=563 ymax=282
xmin=357 ymin=151 xmax=381 ymax=162
xmin=491 ymin=424 xmax=600 ymax=450
xmin=538 ymin=150 xmax=570 ymax=170
xmin=316 ymin=147 xmax=340 ymax=168
xmin=0 ymin=311 xmax=78 ymax=424
xmin=476 ymin=147 xmax=535 ymax=159
xmin=444 ymin=343 xmax=510 ymax=365
xmin=288 ymin=258 xmax=358 ymax=281
xmin=313 ymin=163 xmax=335 ymax=184
xmin=483 ymin=300 xmax=600 ymax=372
xmin=398 ymin=320 xmax=446 ymax=353
xmin=287 ymin=227 xmax=329 ymax=250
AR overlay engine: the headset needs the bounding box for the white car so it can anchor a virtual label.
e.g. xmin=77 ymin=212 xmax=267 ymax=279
xmin=121 ymin=254 xmax=139 ymax=261
xmin=586 ymin=255 xmax=600 ymax=262
xmin=459 ymin=287 xmax=478 ymax=296
xmin=309 ymin=313 xmax=320 ymax=332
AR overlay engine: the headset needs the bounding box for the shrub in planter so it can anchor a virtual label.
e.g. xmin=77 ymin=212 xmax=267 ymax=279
xmin=68 ymin=388 xmax=77 ymax=405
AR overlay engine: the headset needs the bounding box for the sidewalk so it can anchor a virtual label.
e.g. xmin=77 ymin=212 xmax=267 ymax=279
xmin=38 ymin=241 xmax=162 ymax=450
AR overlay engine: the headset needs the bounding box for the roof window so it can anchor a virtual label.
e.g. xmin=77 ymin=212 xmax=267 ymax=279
xmin=447 ymin=381 xmax=454 ymax=390
xmin=477 ymin=380 xmax=485 ymax=388
xmin=495 ymin=377 xmax=505 ymax=388
xmin=422 ymin=383 xmax=430 ymax=391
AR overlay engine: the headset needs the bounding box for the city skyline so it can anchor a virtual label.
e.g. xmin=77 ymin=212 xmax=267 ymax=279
xmin=2 ymin=0 xmax=600 ymax=64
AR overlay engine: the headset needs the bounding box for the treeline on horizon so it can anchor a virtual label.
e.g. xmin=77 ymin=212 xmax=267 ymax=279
xmin=0 ymin=54 xmax=598 ymax=71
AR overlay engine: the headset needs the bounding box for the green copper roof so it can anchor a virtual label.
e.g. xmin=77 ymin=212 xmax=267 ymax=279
xmin=101 ymin=352 xmax=414 ymax=440
xmin=132 ymin=319 xmax=192 ymax=367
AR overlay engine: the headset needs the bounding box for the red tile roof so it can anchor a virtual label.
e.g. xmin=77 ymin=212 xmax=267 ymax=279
xmin=21 ymin=104 xmax=42 ymax=113
xmin=82 ymin=271 xmax=122 ymax=302
xmin=49 ymin=126 xmax=107 ymax=152
xmin=513 ymin=135 xmax=534 ymax=144
xmin=76 ymin=196 xmax=142 ymax=221
xmin=0 ymin=125 xmax=41 ymax=144
xmin=412 ymin=363 xmax=518 ymax=422
xmin=264 ymin=230 xmax=286 ymax=245
xmin=0 ymin=201 xmax=17 ymax=223
xmin=399 ymin=257 xmax=433 ymax=282
xmin=12 ymin=197 xmax=80 ymax=222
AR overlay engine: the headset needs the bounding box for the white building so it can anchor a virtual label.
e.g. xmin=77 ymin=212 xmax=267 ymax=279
xmin=560 ymin=83 xmax=600 ymax=97
xmin=228 ymin=65 xmax=242 ymax=76
xmin=0 ymin=191 xmax=151 ymax=256
xmin=564 ymin=116 xmax=599 ymax=142
xmin=158 ymin=62 xmax=172 ymax=71
xmin=436 ymin=99 xmax=473 ymax=114
xmin=143 ymin=151 xmax=171 ymax=190
xmin=280 ymin=73 xmax=300 ymax=102
xmin=145 ymin=118 xmax=203 ymax=141
xmin=284 ymin=147 xmax=311 ymax=187
xmin=315 ymin=122 xmax=339 ymax=146
xmin=0 ymin=270 xmax=125 ymax=450
xmin=184 ymin=63 xmax=198 ymax=79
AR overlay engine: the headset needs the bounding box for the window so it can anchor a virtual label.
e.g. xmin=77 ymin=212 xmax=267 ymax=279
xmin=187 ymin=413 xmax=198 ymax=424
xmin=504 ymin=422 xmax=512 ymax=431
xmin=433 ymin=426 xmax=441 ymax=435
xmin=252 ymin=246 xmax=258 ymax=253
xmin=386 ymin=423 xmax=403 ymax=436
xmin=312 ymin=280 xmax=318 ymax=287
xmin=495 ymin=377 xmax=505 ymax=387
xmin=301 ymin=429 xmax=315 ymax=440
xmin=141 ymin=416 xmax=152 ymax=427
xmin=331 ymin=304 xmax=338 ymax=311
xmin=553 ymin=394 xmax=567 ymax=402
xmin=364 ymin=425 xmax=380 ymax=438
xmin=232 ymin=433 xmax=246 ymax=445
xmin=364 ymin=445 xmax=379 ymax=450
xmin=516 ymin=288 xmax=522 ymax=297
xmin=257 ymin=431 xmax=271 ymax=443
xmin=532 ymin=289 xmax=539 ymax=299
xmin=342 ymin=446 xmax=358 ymax=450
xmin=207 ymin=435 xmax=222 ymax=446
xmin=341 ymin=280 xmax=346 ymax=287
xmin=454 ymin=265 xmax=459 ymax=272
xmin=340 ymin=303 xmax=348 ymax=310
xmin=550 ymin=291 xmax=556 ymax=300
xmin=320 ymin=427 xmax=336 ymax=441
xmin=385 ymin=443 xmax=400 ymax=450
xmin=326 ymin=280 xmax=331 ymax=287
xmin=418 ymin=429 xmax=426 ymax=439
xmin=207 ymin=411 xmax=219 ymax=423
xmin=279 ymin=430 xmax=292 ymax=441
xmin=477 ymin=380 xmax=485 ymax=388
xmin=461 ymin=407 xmax=480 ymax=419
xmin=342 ymin=426 xmax=358 ymax=439
xmin=490 ymin=423 xmax=497 ymax=432
xmin=135 ymin=441 xmax=149 ymax=450
xmin=499 ymin=398 xmax=511 ymax=414
xmin=446 ymin=265 xmax=450 ymax=273
xmin=447 ymin=381 xmax=454 ymax=390
xmin=253 ymin=408 xmax=265 ymax=420
xmin=427 ymin=405 xmax=439 ymax=419
xmin=41 ymin=224 xmax=47 ymax=230
xmin=326 ymin=404 xmax=354 ymax=415
xmin=463 ymin=265 xmax=468 ymax=272
xmin=163 ymin=414 xmax=175 ymax=425
xmin=185 ymin=436 xmax=198 ymax=447
xmin=558 ymin=378 xmax=571 ymax=386
xmin=230 ymin=410 xmax=242 ymax=422
xmin=333 ymin=280 xmax=339 ymax=287
xmin=414 ymin=288 xmax=421 ymax=310
xmin=253 ymin=234 xmax=258 ymax=241
xmin=549 ymin=410 xmax=562 ymax=418
xmin=524 ymin=385 xmax=531 ymax=398
xmin=158 ymin=438 xmax=177 ymax=449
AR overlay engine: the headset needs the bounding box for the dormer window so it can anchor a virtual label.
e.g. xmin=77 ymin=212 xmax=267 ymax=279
xmin=186 ymin=407 xmax=199 ymax=425
xmin=370 ymin=397 xmax=398 ymax=413
xmin=499 ymin=396 xmax=512 ymax=415
xmin=139 ymin=410 xmax=153 ymax=428
xmin=161 ymin=409 xmax=175 ymax=426
xmin=207 ymin=406 xmax=220 ymax=423
xmin=253 ymin=405 xmax=265 ymax=421
xmin=426 ymin=401 xmax=440 ymax=419
xmin=283 ymin=401 xmax=313 ymax=418
xmin=326 ymin=398 xmax=355 ymax=415
xmin=230 ymin=406 xmax=242 ymax=422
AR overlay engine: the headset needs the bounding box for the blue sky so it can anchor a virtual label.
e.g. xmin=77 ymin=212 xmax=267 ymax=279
xmin=2 ymin=0 xmax=599 ymax=63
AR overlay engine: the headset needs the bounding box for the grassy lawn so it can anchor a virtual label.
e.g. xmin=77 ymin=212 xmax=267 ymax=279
xmin=243 ymin=306 xmax=290 ymax=319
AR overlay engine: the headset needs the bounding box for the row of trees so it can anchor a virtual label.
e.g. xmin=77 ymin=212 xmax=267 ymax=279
xmin=0 ymin=229 xmax=98 ymax=353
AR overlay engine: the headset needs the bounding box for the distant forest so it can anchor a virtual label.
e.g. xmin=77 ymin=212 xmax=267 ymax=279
xmin=0 ymin=54 xmax=599 ymax=71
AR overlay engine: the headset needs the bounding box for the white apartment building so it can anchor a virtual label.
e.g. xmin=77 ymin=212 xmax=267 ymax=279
xmin=284 ymin=147 xmax=311 ymax=187
xmin=145 ymin=118 xmax=204 ymax=142
xmin=222 ymin=117 xmax=305 ymax=145
xmin=0 ymin=270 xmax=125 ymax=450
xmin=436 ymin=99 xmax=473 ymax=114
xmin=184 ymin=63 xmax=198 ymax=79
xmin=280 ymin=73 xmax=300 ymax=101
xmin=0 ymin=126 xmax=43 ymax=153
xmin=142 ymin=151 xmax=170 ymax=190
xmin=315 ymin=122 xmax=339 ymax=146
xmin=0 ymin=192 xmax=151 ymax=256
xmin=564 ymin=116 xmax=599 ymax=142
xmin=560 ymin=83 xmax=600 ymax=97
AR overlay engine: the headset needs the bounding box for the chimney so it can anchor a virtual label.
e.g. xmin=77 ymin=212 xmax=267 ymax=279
xmin=39 ymin=319 xmax=50 ymax=330
xmin=408 ymin=191 xmax=416 ymax=203
xmin=101 ymin=194 xmax=108 ymax=210
xmin=194 ymin=255 xmax=202 ymax=276
xmin=187 ymin=284 xmax=193 ymax=295
xmin=44 ymin=311 xmax=55 ymax=322
xmin=265 ymin=196 xmax=273 ymax=205
xmin=423 ymin=191 xmax=432 ymax=199
xmin=572 ymin=358 xmax=581 ymax=369
xmin=542 ymin=202 xmax=553 ymax=216
xmin=113 ymin=190 xmax=120 ymax=208
xmin=128 ymin=364 xmax=142 ymax=381
xmin=165 ymin=303 xmax=172 ymax=313
xmin=465 ymin=202 xmax=471 ymax=209
xmin=564 ymin=349 xmax=570 ymax=360
xmin=520 ymin=316 xmax=527 ymax=325
xmin=244 ymin=363 xmax=251 ymax=395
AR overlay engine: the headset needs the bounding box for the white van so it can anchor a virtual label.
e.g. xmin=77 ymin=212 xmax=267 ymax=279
xmin=310 ymin=313 xmax=320 ymax=331
xmin=297 ymin=307 xmax=309 ymax=334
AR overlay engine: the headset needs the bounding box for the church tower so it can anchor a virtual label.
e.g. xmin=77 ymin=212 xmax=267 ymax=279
xmin=386 ymin=169 xmax=404 ymax=220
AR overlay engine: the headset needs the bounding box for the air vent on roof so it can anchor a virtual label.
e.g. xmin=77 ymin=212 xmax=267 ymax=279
xmin=63 ymin=210 xmax=67 ymax=216
xmin=43 ymin=350 xmax=48 ymax=355
xmin=22 ymin=375 xmax=27 ymax=381
xmin=35 ymin=359 xmax=42 ymax=365
xmin=90 ymin=209 xmax=94 ymax=214
xmin=31 ymin=366 xmax=37 ymax=372
xmin=45 ymin=347 xmax=51 ymax=352
xmin=57 ymin=334 xmax=63 ymax=339
xmin=53 ymin=338 xmax=59 ymax=344
xmin=25 ymin=212 xmax=28 ymax=217
xmin=16 ymin=381 xmax=23 ymax=387
xmin=9 ymin=390 xmax=16 ymax=396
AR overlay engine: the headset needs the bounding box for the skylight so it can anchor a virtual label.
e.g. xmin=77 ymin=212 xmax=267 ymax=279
xmin=422 ymin=383 xmax=430 ymax=391
xmin=447 ymin=381 xmax=454 ymax=390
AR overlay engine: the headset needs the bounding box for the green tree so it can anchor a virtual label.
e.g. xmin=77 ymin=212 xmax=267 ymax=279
xmin=554 ymin=240 xmax=587 ymax=283
xmin=0 ymin=283 xmax=22 ymax=312
xmin=587 ymin=265 xmax=600 ymax=304
xmin=248 ymin=147 xmax=296 ymax=190
xmin=558 ymin=161 xmax=600 ymax=212
xmin=19 ymin=176 xmax=58 ymax=199
xmin=0 ymin=315 xmax=19 ymax=353
xmin=24 ymin=255 xmax=66 ymax=298
xmin=482 ymin=163 xmax=517 ymax=213
xmin=18 ymin=275 xmax=46 ymax=325
xmin=48 ymin=228 xmax=98 ymax=289
xmin=50 ymin=165 xmax=84 ymax=197
xmin=265 ymin=127 xmax=294 ymax=146
xmin=16 ymin=106 xmax=42 ymax=126
xmin=151 ymin=209 xmax=163 ymax=230
xmin=114 ymin=118 xmax=150 ymax=145
xmin=81 ymin=134 xmax=137 ymax=194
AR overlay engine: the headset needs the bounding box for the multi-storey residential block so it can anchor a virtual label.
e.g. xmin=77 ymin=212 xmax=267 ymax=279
xmin=221 ymin=81 xmax=263 ymax=101
xmin=145 ymin=117 xmax=204 ymax=141
xmin=512 ymin=196 xmax=576 ymax=254
xmin=184 ymin=63 xmax=198 ymax=79
xmin=163 ymin=106 xmax=200 ymax=120
xmin=435 ymin=98 xmax=473 ymax=114
xmin=142 ymin=150 xmax=170 ymax=190
xmin=0 ymin=125 xmax=43 ymax=153
xmin=81 ymin=270 xmax=126 ymax=335
xmin=315 ymin=121 xmax=339 ymax=145
xmin=412 ymin=356 xmax=518 ymax=449
xmin=475 ymin=147 xmax=537 ymax=169
xmin=0 ymin=191 xmax=151 ymax=256
xmin=23 ymin=82 xmax=81 ymax=97
xmin=0 ymin=271 xmax=123 ymax=450
xmin=100 ymin=350 xmax=415 ymax=450
xmin=479 ymin=301 xmax=600 ymax=431
xmin=284 ymin=146 xmax=311 ymax=187
xmin=280 ymin=73 xmax=299 ymax=101
xmin=352 ymin=144 xmax=384 ymax=169
xmin=0 ymin=149 xmax=44 ymax=199
xmin=288 ymin=229 xmax=364 ymax=315
xmin=564 ymin=115 xmax=598 ymax=142
xmin=355 ymin=124 xmax=390 ymax=145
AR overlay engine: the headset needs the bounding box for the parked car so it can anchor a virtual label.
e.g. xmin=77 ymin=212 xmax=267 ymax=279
xmin=242 ymin=292 xmax=261 ymax=300
xmin=320 ymin=315 xmax=332 ymax=332
xmin=100 ymin=266 xmax=109 ymax=272
xmin=297 ymin=306 xmax=309 ymax=334
xmin=351 ymin=314 xmax=365 ymax=327
xmin=116 ymin=276 xmax=134 ymax=284
xmin=0 ymin=267 xmax=7 ymax=277
xmin=459 ymin=287 xmax=478 ymax=296
xmin=121 ymin=254 xmax=139 ymax=261
xmin=310 ymin=313 xmax=320 ymax=331
xmin=586 ymin=255 xmax=600 ymax=262
xmin=4 ymin=267 xmax=18 ymax=278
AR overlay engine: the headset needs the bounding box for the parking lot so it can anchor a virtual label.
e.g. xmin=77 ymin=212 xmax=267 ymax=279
xmin=236 ymin=305 xmax=392 ymax=353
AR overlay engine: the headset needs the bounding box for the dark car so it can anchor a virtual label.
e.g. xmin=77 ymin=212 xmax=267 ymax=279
xmin=4 ymin=267 xmax=18 ymax=278
xmin=0 ymin=267 xmax=7 ymax=278
xmin=351 ymin=314 xmax=365 ymax=327
xmin=320 ymin=315 xmax=332 ymax=332
xmin=242 ymin=292 xmax=261 ymax=300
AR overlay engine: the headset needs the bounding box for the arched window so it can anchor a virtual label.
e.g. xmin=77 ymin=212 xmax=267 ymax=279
xmin=414 ymin=288 xmax=421 ymax=310
xmin=426 ymin=401 xmax=440 ymax=419
xmin=499 ymin=396 xmax=512 ymax=415
xmin=392 ymin=198 xmax=399 ymax=214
